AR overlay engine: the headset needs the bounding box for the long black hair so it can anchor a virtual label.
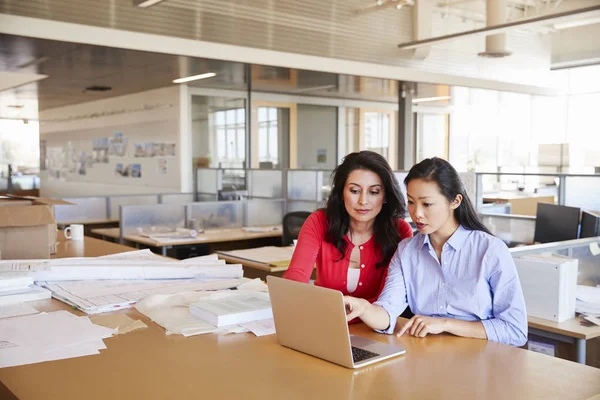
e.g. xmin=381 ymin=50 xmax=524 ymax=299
xmin=404 ymin=157 xmax=490 ymax=234
xmin=325 ymin=151 xmax=407 ymax=267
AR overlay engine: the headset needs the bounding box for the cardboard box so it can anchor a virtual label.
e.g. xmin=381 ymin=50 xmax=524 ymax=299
xmin=0 ymin=196 xmax=72 ymax=259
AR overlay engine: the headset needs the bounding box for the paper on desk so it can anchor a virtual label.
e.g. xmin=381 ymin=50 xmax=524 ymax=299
xmin=135 ymin=287 xmax=255 ymax=336
xmin=236 ymin=278 xmax=268 ymax=292
xmin=240 ymin=318 xmax=276 ymax=337
xmin=0 ymin=303 xmax=39 ymax=319
xmin=40 ymin=278 xmax=246 ymax=314
xmin=97 ymin=249 xmax=166 ymax=261
xmin=90 ymin=313 xmax=147 ymax=334
xmin=0 ymin=311 xmax=114 ymax=368
xmin=576 ymin=285 xmax=600 ymax=304
xmin=0 ymin=260 xmax=51 ymax=273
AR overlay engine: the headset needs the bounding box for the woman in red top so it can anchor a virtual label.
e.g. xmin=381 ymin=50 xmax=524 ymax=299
xmin=283 ymin=150 xmax=413 ymax=304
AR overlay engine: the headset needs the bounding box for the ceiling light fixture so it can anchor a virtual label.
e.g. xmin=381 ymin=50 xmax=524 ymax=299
xmin=172 ymin=72 xmax=216 ymax=84
xmin=133 ymin=0 xmax=166 ymax=8
xmin=412 ymin=96 xmax=451 ymax=103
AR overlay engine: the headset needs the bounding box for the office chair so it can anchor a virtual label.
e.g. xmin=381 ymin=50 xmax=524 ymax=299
xmin=282 ymin=211 xmax=311 ymax=246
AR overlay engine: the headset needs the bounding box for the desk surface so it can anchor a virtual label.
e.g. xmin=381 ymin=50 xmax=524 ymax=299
xmin=1 ymin=299 xmax=599 ymax=400
xmin=92 ymin=226 xmax=283 ymax=247
xmin=528 ymin=315 xmax=600 ymax=340
xmin=217 ymin=246 xmax=295 ymax=272
xmin=52 ymin=232 xmax=135 ymax=258
xmin=90 ymin=227 xmax=121 ymax=239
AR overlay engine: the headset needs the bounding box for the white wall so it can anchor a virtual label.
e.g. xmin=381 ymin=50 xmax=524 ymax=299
xmin=40 ymin=86 xmax=183 ymax=197
xmin=296 ymin=104 xmax=337 ymax=169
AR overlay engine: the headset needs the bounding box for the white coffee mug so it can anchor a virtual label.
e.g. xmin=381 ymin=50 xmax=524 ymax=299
xmin=64 ymin=224 xmax=84 ymax=241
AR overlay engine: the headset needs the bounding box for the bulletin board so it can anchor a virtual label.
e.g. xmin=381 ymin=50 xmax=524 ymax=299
xmin=43 ymin=120 xmax=179 ymax=189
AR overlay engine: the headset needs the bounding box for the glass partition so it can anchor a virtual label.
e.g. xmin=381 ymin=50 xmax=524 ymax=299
xmin=109 ymin=195 xmax=159 ymax=219
xmin=245 ymin=199 xmax=285 ymax=226
xmin=196 ymin=168 xmax=218 ymax=195
xmin=480 ymin=213 xmax=536 ymax=246
xmin=247 ymin=169 xmax=283 ymax=198
xmin=510 ymin=237 xmax=600 ymax=286
xmin=55 ymin=196 xmax=109 ymax=223
xmin=564 ymin=176 xmax=600 ymax=211
xmin=187 ymin=201 xmax=245 ymax=229
xmin=120 ymin=204 xmax=186 ymax=236
xmin=159 ymin=193 xmax=195 ymax=205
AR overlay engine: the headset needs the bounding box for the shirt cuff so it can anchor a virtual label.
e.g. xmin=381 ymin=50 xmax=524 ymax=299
xmin=480 ymin=319 xmax=498 ymax=343
xmin=373 ymin=300 xmax=396 ymax=335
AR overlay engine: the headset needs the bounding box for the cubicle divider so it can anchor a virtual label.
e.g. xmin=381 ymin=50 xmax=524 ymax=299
xmin=119 ymin=198 xmax=286 ymax=237
xmin=480 ymin=213 xmax=536 ymax=246
xmin=509 ymin=237 xmax=600 ymax=287
xmin=54 ymin=193 xmax=196 ymax=224
xmin=120 ymin=203 xmax=187 ymax=236
xmin=55 ymin=196 xmax=110 ymax=223
xmin=475 ymin=172 xmax=600 ymax=215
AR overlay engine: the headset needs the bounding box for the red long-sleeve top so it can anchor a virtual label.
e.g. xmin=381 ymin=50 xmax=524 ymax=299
xmin=283 ymin=210 xmax=413 ymax=303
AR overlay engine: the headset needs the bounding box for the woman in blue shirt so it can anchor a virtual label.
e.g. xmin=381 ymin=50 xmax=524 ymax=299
xmin=344 ymin=157 xmax=528 ymax=346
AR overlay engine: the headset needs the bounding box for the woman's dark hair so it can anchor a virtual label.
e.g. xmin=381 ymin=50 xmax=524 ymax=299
xmin=404 ymin=157 xmax=490 ymax=234
xmin=324 ymin=151 xmax=407 ymax=267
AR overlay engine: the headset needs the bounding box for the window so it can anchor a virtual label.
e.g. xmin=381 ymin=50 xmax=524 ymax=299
xmin=258 ymin=107 xmax=279 ymax=165
xmin=213 ymin=108 xmax=245 ymax=167
xmin=363 ymin=112 xmax=390 ymax=154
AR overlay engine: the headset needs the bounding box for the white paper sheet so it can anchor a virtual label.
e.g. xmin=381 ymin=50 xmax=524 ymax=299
xmin=0 ymin=303 xmax=39 ymax=319
xmin=39 ymin=278 xmax=246 ymax=314
xmin=0 ymin=311 xmax=114 ymax=368
xmin=136 ymin=289 xmax=257 ymax=336
xmin=240 ymin=319 xmax=276 ymax=337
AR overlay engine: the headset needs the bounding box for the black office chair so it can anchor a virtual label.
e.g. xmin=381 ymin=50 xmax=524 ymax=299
xmin=282 ymin=211 xmax=311 ymax=246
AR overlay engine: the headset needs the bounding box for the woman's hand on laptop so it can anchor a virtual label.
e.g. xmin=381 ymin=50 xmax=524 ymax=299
xmin=397 ymin=315 xmax=447 ymax=338
xmin=343 ymin=296 xmax=368 ymax=321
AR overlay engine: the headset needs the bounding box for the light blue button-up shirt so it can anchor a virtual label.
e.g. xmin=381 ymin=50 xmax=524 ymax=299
xmin=374 ymin=225 xmax=528 ymax=347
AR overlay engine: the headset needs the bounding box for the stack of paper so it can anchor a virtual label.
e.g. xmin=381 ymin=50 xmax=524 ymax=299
xmin=38 ymin=278 xmax=246 ymax=314
xmin=0 ymin=273 xmax=51 ymax=306
xmin=576 ymin=285 xmax=600 ymax=316
xmin=135 ymin=282 xmax=276 ymax=337
xmin=0 ymin=310 xmax=115 ymax=368
xmin=189 ymin=292 xmax=273 ymax=327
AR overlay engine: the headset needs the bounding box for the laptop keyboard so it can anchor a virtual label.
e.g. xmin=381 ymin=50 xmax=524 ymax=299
xmin=351 ymin=346 xmax=380 ymax=363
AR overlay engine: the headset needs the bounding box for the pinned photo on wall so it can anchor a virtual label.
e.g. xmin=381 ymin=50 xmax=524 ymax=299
xmin=157 ymin=158 xmax=168 ymax=174
xmin=317 ymin=149 xmax=327 ymax=164
xmin=134 ymin=143 xmax=146 ymax=157
xmin=154 ymin=143 xmax=165 ymax=157
xmin=164 ymin=142 xmax=176 ymax=157
xmin=131 ymin=164 xmax=142 ymax=178
xmin=144 ymin=142 xmax=154 ymax=157
xmin=115 ymin=163 xmax=129 ymax=177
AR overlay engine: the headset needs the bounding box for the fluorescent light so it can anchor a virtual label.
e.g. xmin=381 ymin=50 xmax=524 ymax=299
xmin=553 ymin=15 xmax=600 ymax=30
xmin=133 ymin=0 xmax=166 ymax=8
xmin=172 ymin=72 xmax=216 ymax=84
xmin=412 ymin=96 xmax=451 ymax=103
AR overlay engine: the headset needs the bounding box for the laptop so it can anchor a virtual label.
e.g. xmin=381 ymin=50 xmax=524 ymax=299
xmin=267 ymin=276 xmax=406 ymax=369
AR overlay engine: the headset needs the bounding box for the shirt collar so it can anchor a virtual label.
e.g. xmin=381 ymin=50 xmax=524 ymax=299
xmin=418 ymin=225 xmax=470 ymax=251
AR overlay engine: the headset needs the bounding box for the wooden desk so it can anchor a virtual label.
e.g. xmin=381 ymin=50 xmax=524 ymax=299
xmin=482 ymin=193 xmax=554 ymax=216
xmin=1 ymin=299 xmax=599 ymax=400
xmin=217 ymin=246 xmax=296 ymax=279
xmin=528 ymin=315 xmax=600 ymax=365
xmin=58 ymin=219 xmax=119 ymax=236
xmin=92 ymin=227 xmax=283 ymax=257
xmin=53 ymin=231 xmax=135 ymax=258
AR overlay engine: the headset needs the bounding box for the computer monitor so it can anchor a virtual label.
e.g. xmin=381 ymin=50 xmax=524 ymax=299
xmin=580 ymin=211 xmax=600 ymax=238
xmin=533 ymin=203 xmax=580 ymax=243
